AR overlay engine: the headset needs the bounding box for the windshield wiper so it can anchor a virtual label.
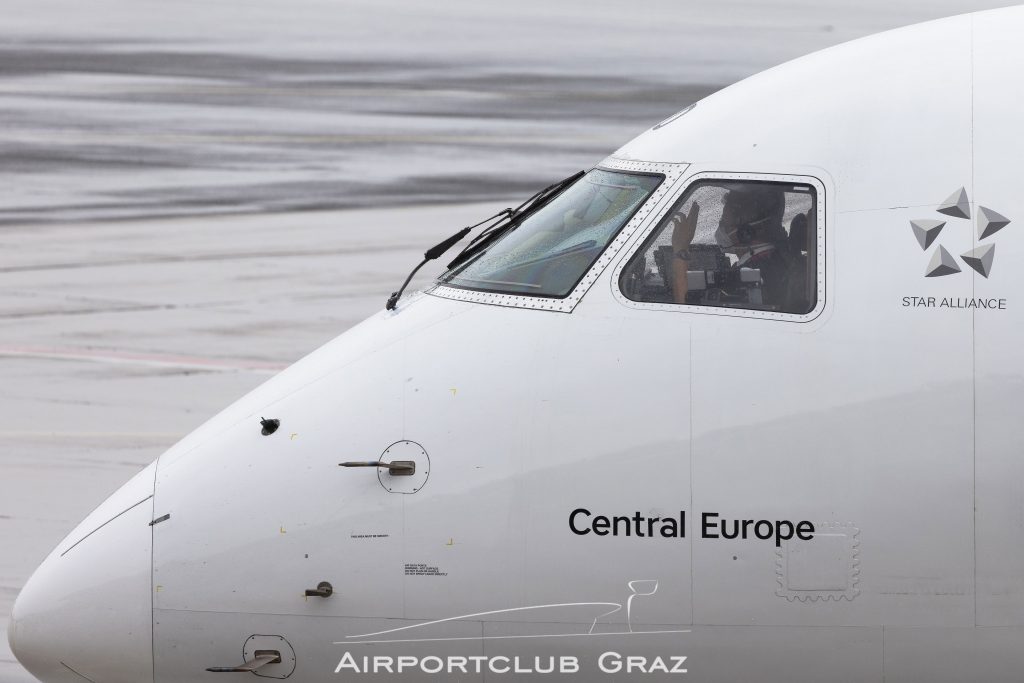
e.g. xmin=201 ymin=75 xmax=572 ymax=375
xmin=384 ymin=207 xmax=511 ymax=311
xmin=445 ymin=170 xmax=586 ymax=272
xmin=385 ymin=170 xmax=585 ymax=310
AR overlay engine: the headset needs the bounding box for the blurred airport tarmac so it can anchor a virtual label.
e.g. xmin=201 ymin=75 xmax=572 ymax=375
xmin=0 ymin=1 xmax=1012 ymax=679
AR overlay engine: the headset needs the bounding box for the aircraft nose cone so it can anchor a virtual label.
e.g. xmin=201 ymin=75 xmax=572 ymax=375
xmin=9 ymin=463 xmax=157 ymax=683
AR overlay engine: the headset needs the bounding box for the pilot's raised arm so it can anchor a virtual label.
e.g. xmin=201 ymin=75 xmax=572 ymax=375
xmin=670 ymin=202 xmax=700 ymax=303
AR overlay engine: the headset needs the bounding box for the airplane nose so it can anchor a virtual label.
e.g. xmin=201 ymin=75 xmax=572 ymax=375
xmin=9 ymin=463 xmax=157 ymax=683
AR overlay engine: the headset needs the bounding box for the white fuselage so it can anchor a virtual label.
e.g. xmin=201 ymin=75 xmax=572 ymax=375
xmin=10 ymin=6 xmax=1024 ymax=683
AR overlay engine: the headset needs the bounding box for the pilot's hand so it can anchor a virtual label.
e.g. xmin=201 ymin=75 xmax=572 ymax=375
xmin=672 ymin=202 xmax=700 ymax=252
xmin=670 ymin=202 xmax=698 ymax=304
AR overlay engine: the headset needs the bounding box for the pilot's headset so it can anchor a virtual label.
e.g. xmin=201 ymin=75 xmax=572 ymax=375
xmin=719 ymin=185 xmax=785 ymax=245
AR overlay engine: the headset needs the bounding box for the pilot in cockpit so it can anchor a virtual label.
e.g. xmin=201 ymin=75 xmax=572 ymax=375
xmin=670 ymin=184 xmax=794 ymax=308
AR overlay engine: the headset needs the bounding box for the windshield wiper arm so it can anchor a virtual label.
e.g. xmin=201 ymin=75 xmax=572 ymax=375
xmin=445 ymin=170 xmax=586 ymax=272
xmin=385 ymin=207 xmax=513 ymax=311
xmin=384 ymin=170 xmax=585 ymax=311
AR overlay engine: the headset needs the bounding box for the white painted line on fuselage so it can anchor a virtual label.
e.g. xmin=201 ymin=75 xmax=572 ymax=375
xmin=339 ymin=630 xmax=693 ymax=646
xmin=343 ymin=603 xmax=622 ymax=640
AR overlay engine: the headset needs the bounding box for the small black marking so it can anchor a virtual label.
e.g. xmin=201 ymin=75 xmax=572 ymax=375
xmin=149 ymin=513 xmax=171 ymax=527
xmin=260 ymin=417 xmax=280 ymax=435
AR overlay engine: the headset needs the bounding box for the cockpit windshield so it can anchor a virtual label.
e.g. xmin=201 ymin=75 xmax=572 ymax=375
xmin=438 ymin=169 xmax=663 ymax=298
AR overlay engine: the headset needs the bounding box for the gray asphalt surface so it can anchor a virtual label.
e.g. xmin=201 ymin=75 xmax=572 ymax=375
xmin=0 ymin=1 xmax=1014 ymax=680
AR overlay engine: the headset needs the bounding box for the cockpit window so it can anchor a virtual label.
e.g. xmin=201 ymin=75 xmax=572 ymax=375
xmin=620 ymin=180 xmax=817 ymax=314
xmin=439 ymin=169 xmax=663 ymax=298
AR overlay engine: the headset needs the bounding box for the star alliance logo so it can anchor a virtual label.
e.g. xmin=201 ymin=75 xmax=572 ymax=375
xmin=910 ymin=187 xmax=1010 ymax=278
